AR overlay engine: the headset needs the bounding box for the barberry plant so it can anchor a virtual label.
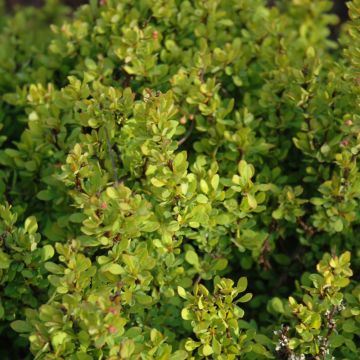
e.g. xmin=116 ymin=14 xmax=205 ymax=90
xmin=0 ymin=0 xmax=360 ymax=359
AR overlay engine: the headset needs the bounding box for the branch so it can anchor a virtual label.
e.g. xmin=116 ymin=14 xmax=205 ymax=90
xmin=178 ymin=120 xmax=195 ymax=146
xmin=104 ymin=127 xmax=119 ymax=184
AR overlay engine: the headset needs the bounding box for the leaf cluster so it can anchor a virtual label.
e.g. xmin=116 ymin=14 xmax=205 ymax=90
xmin=0 ymin=0 xmax=360 ymax=359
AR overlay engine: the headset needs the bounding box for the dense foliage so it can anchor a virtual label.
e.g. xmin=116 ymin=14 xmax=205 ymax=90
xmin=0 ymin=0 xmax=359 ymax=359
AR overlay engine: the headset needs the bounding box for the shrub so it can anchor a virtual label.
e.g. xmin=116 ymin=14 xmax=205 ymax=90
xmin=0 ymin=0 xmax=360 ymax=359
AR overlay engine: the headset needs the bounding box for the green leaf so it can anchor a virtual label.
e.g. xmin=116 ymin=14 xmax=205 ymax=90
xmin=11 ymin=320 xmax=32 ymax=333
xmin=120 ymin=339 xmax=135 ymax=358
xmin=170 ymin=351 xmax=188 ymax=360
xmin=135 ymin=293 xmax=153 ymax=305
xmin=238 ymin=293 xmax=253 ymax=303
xmin=196 ymin=194 xmax=208 ymax=203
xmin=151 ymin=178 xmax=166 ymax=187
xmin=173 ymin=151 xmax=187 ymax=174
xmin=24 ymin=216 xmax=38 ymax=235
xmin=333 ymin=277 xmax=350 ymax=288
xmin=333 ymin=219 xmax=343 ymax=232
xmin=329 ymin=334 xmax=344 ymax=348
xmin=52 ymin=331 xmax=68 ymax=348
xmin=44 ymin=262 xmax=64 ymax=274
xmin=272 ymin=208 xmax=283 ymax=220
xmin=301 ymin=331 xmax=313 ymax=342
xmin=247 ymin=193 xmax=257 ymax=209
xmin=0 ymin=250 xmax=11 ymax=269
xmin=141 ymin=221 xmax=160 ymax=232
xmin=212 ymin=337 xmax=221 ymax=354
xmin=200 ymin=179 xmax=209 ymax=194
xmin=211 ymin=174 xmax=220 ymax=190
xmin=212 ymin=258 xmax=228 ymax=271
xmin=84 ymin=58 xmax=97 ymax=70
xmin=37 ymin=190 xmax=54 ymax=201
xmin=181 ymin=308 xmax=192 ymax=320
xmin=216 ymin=213 xmax=233 ymax=225
xmin=342 ymin=320 xmax=357 ymax=333
xmin=344 ymin=338 xmax=357 ymax=353
xmin=69 ymin=213 xmax=86 ymax=223
xmin=339 ymin=251 xmax=351 ymax=266
xmin=237 ymin=277 xmax=248 ymax=293
xmin=203 ymin=344 xmax=213 ymax=356
xmin=251 ymin=343 xmax=273 ymax=358
xmin=106 ymin=187 xmax=118 ymax=199
xmin=185 ymin=339 xmax=200 ymax=351
xmin=41 ymin=245 xmax=54 ymax=261
xmin=103 ymin=263 xmax=124 ymax=275
xmin=238 ymin=160 xmax=253 ymax=182
xmin=310 ymin=313 xmax=321 ymax=329
xmin=185 ymin=250 xmax=199 ymax=267
xmin=271 ymin=297 xmax=284 ymax=314
xmin=177 ymin=286 xmax=187 ymax=299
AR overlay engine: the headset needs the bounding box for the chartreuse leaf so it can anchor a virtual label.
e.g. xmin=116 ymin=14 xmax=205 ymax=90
xmin=24 ymin=216 xmax=38 ymax=235
xmin=41 ymin=245 xmax=54 ymax=261
xmin=202 ymin=344 xmax=213 ymax=356
xmin=185 ymin=250 xmax=199 ymax=267
xmin=1 ymin=1 xmax=360 ymax=359
xmin=237 ymin=277 xmax=248 ymax=293
xmin=0 ymin=251 xmax=11 ymax=269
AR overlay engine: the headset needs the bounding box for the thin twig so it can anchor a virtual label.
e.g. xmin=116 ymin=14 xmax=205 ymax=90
xmin=178 ymin=120 xmax=195 ymax=146
xmin=297 ymin=217 xmax=316 ymax=237
xmin=194 ymin=274 xmax=202 ymax=285
xmin=104 ymin=127 xmax=119 ymax=184
xmin=259 ymin=235 xmax=272 ymax=271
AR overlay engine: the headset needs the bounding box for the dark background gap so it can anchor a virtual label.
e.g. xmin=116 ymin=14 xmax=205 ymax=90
xmin=4 ymin=0 xmax=350 ymax=22
xmin=3 ymin=0 xmax=350 ymax=39
xmin=4 ymin=0 xmax=87 ymax=8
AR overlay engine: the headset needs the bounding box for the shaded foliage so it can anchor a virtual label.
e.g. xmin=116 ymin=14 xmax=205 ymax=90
xmin=0 ymin=0 xmax=360 ymax=359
